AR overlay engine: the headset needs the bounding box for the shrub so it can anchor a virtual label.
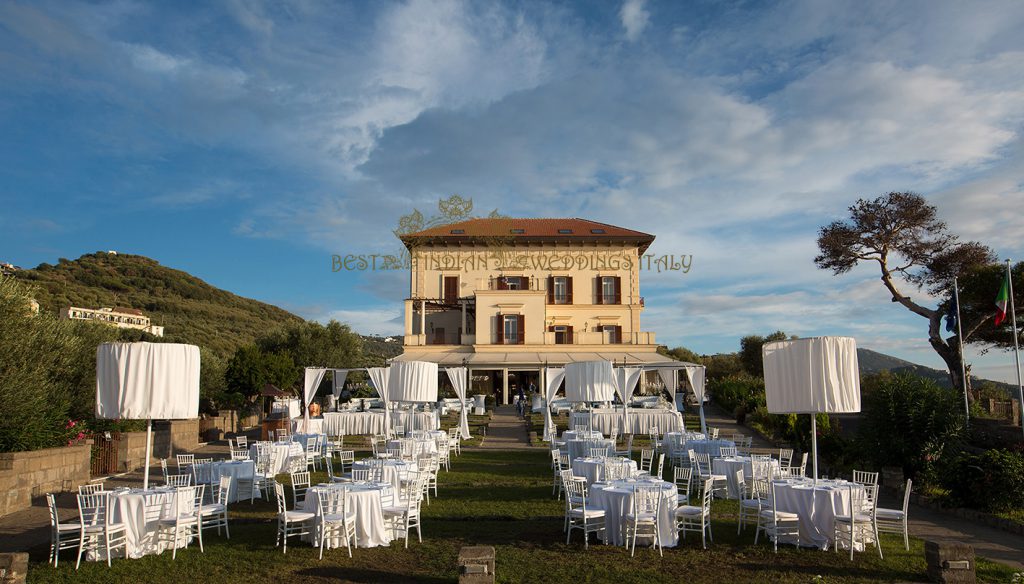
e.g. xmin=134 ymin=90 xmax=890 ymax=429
xmin=940 ymin=448 xmax=1024 ymax=513
xmin=856 ymin=372 xmax=966 ymax=479
xmin=709 ymin=374 xmax=765 ymax=414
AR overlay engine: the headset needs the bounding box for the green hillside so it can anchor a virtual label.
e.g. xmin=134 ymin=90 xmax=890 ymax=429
xmin=14 ymin=252 xmax=302 ymax=359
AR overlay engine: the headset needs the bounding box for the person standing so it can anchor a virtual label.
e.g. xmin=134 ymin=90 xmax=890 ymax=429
xmin=516 ymin=385 xmax=526 ymax=417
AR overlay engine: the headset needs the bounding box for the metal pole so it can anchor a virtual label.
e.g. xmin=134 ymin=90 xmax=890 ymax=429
xmin=811 ymin=415 xmax=819 ymax=483
xmin=1005 ymin=259 xmax=1024 ymax=441
xmin=143 ymin=419 xmax=153 ymax=490
xmin=953 ymin=277 xmax=970 ymax=425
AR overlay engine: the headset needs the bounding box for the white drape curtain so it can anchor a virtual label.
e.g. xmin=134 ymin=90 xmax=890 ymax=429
xmin=656 ymin=369 xmax=677 ymax=403
xmin=387 ymin=361 xmax=439 ymax=403
xmin=615 ymin=367 xmax=643 ymax=435
xmin=543 ymin=367 xmax=566 ymax=441
xmin=763 ymin=337 xmax=861 ymax=414
xmin=564 ymin=361 xmax=616 ymax=402
xmin=682 ymin=366 xmax=707 ymax=434
xmin=304 ymin=368 xmax=327 ymax=408
xmin=96 ymin=342 xmax=201 ymax=419
xmin=445 ymin=367 xmax=471 ymax=439
xmin=331 ymin=369 xmax=349 ymax=400
xmin=367 ymin=367 xmax=392 ymax=432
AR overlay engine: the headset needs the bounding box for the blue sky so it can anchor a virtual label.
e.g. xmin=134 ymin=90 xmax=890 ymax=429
xmin=2 ymin=0 xmax=1024 ymax=382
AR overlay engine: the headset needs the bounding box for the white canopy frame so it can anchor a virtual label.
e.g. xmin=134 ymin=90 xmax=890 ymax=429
xmin=763 ymin=336 xmax=861 ymax=481
xmin=96 ymin=342 xmax=200 ymax=490
xmin=443 ymin=367 xmax=472 ymax=439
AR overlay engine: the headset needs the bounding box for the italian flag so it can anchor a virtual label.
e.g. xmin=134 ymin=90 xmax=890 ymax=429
xmin=995 ymin=274 xmax=1010 ymax=326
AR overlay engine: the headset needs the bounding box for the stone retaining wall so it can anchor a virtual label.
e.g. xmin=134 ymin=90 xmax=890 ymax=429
xmin=0 ymin=444 xmax=91 ymax=517
xmin=116 ymin=419 xmax=201 ymax=472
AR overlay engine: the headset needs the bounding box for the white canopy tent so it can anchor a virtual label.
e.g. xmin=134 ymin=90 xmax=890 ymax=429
xmin=542 ymin=367 xmax=566 ymax=441
xmin=443 ymin=367 xmax=472 ymax=439
xmin=96 ymin=342 xmax=200 ymax=490
xmin=763 ymin=336 xmax=861 ymax=481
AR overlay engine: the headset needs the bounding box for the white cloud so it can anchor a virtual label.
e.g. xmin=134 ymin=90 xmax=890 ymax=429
xmin=619 ymin=0 xmax=650 ymax=42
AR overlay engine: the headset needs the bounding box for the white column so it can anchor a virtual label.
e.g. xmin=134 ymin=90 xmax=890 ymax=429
xmin=461 ymin=301 xmax=467 ymax=339
xmin=419 ymin=300 xmax=426 ymax=336
xmin=502 ymin=368 xmax=509 ymax=405
xmin=404 ymin=300 xmax=413 ymax=336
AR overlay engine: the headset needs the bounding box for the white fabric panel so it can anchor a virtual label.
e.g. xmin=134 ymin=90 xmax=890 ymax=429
xmin=564 ymin=361 xmax=617 ymax=402
xmin=763 ymin=336 xmax=861 ymax=414
xmin=572 ymin=409 xmax=683 ymax=435
xmin=387 ymin=361 xmax=438 ymax=402
xmin=657 ymin=369 xmax=677 ymax=403
xmin=543 ymin=367 xmax=566 ymax=441
xmin=683 ymin=366 xmax=708 ymax=435
xmin=331 ymin=370 xmax=349 ymax=399
xmin=96 ymin=342 xmax=200 ymax=419
xmin=367 ymin=367 xmax=391 ymax=432
xmin=615 ymin=368 xmax=643 ymax=404
xmin=303 ymin=368 xmax=327 ymax=408
xmin=444 ymin=367 xmax=471 ymax=439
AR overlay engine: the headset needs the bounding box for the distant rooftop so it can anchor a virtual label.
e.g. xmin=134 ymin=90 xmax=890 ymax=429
xmin=400 ymin=218 xmax=655 ymax=253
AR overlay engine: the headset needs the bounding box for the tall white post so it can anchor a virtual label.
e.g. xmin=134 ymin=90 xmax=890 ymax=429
xmin=143 ymin=419 xmax=153 ymax=490
xmin=953 ymin=277 xmax=970 ymax=425
xmin=811 ymin=415 xmax=819 ymax=482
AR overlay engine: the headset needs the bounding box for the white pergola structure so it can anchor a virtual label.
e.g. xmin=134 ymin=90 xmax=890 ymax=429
xmin=301 ymin=362 xmax=471 ymax=439
xmin=763 ymin=336 xmax=861 ymax=481
xmin=96 ymin=342 xmax=200 ymax=490
xmin=540 ymin=359 xmax=707 ymax=440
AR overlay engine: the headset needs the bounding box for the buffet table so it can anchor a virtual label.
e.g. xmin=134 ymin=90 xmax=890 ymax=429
xmin=570 ymin=409 xmax=683 ymax=435
xmin=318 ymin=411 xmax=439 ymax=436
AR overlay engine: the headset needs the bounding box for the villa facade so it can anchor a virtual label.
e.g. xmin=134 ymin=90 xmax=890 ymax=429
xmin=62 ymin=306 xmax=165 ymax=337
xmin=393 ymin=217 xmax=671 ymax=403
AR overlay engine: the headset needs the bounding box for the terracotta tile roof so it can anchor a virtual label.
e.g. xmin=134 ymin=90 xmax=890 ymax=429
xmin=401 ymin=218 xmax=655 ymax=252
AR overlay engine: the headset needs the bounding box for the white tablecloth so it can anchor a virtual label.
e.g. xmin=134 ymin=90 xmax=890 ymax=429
xmin=98 ymin=488 xmax=190 ymax=560
xmin=194 ymin=460 xmax=255 ymax=503
xmin=675 ymin=439 xmax=736 ymax=459
xmin=387 ymin=438 xmax=437 ymax=458
xmin=303 ymin=483 xmax=394 ymax=548
xmin=771 ymin=479 xmax=865 ymax=549
xmin=392 ymin=411 xmax=440 ymax=432
xmin=571 ymin=409 xmax=683 ymax=435
xmin=712 ymin=457 xmax=780 ymax=499
xmin=563 ymin=430 xmax=604 ymax=442
xmin=563 ymin=439 xmax=614 ymax=461
xmin=352 ymin=459 xmax=417 ymax=492
xmin=250 ymin=442 xmax=304 ymax=475
xmin=571 ymin=457 xmax=638 ymax=487
xmin=590 ymin=479 xmax=679 ymax=547
xmin=292 ymin=418 xmax=324 ymax=434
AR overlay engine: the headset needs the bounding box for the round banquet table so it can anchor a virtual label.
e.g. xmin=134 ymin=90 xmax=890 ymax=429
xmin=352 ymin=459 xmax=417 ymax=492
xmin=771 ymin=478 xmax=866 ymax=550
xmin=387 ymin=438 xmax=437 ymax=457
xmin=571 ymin=457 xmax=638 ymax=487
xmin=250 ymin=442 xmax=304 ymax=475
xmin=194 ymin=460 xmax=255 ymax=502
xmin=677 ymin=439 xmax=736 ymax=459
xmin=292 ymin=433 xmax=327 ymax=455
xmin=563 ymin=430 xmax=604 ymax=442
xmin=94 ymin=487 xmax=190 ymax=560
xmin=303 ymin=483 xmax=394 ymax=548
xmin=711 ymin=457 xmax=780 ymax=499
xmin=590 ymin=479 xmax=679 ymax=547
xmin=563 ymin=439 xmax=614 ymax=461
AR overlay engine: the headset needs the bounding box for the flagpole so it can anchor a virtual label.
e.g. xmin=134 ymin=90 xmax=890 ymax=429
xmin=953 ymin=277 xmax=969 ymax=425
xmin=1005 ymin=259 xmax=1024 ymax=441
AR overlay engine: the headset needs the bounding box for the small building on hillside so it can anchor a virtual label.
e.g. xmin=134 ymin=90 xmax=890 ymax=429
xmin=62 ymin=306 xmax=165 ymax=337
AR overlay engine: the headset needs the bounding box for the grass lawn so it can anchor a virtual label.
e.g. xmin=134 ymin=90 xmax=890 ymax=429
xmin=27 ymin=449 xmax=1018 ymax=583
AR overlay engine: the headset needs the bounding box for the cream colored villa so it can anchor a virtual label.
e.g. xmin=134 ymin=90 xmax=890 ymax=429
xmin=393 ymin=217 xmax=672 ymax=404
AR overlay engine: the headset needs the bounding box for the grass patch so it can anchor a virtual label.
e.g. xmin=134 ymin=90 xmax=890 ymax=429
xmin=27 ymin=450 xmax=1018 ymax=583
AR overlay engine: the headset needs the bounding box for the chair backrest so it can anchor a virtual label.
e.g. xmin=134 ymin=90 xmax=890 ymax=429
xmin=395 ymin=424 xmax=406 ymax=437
xmin=235 ymin=436 xmax=248 ymax=449
xmin=589 ymin=447 xmax=607 ymax=458
xmin=77 ymin=491 xmax=109 ymax=527
xmin=46 ymin=493 xmax=63 ymax=527
xmin=166 ymin=474 xmax=192 ymax=487
xmin=751 ymin=478 xmax=769 ymax=502
xmin=603 ymin=459 xmax=626 ymax=482
xmin=79 ymin=481 xmax=104 ymax=495
xmin=639 ymin=449 xmax=654 ymax=472
xmin=733 ymin=468 xmax=746 ymax=497
xmin=231 ymin=448 xmax=251 ymax=461
xmin=853 ymin=470 xmax=879 ymax=486
xmin=176 ymin=453 xmax=194 ymax=470
xmin=305 ymin=436 xmax=320 ymax=455
xmin=694 ymin=452 xmax=712 ymax=477
xmin=654 ymin=453 xmax=665 ymax=479
xmin=387 ymin=448 xmax=403 ymax=459
xmin=160 ymin=458 xmax=170 ymax=481
xmin=709 ymin=428 xmax=720 ymax=440
xmin=699 ymin=477 xmax=714 ymax=512
xmin=290 ymin=471 xmax=311 ymax=507
xmin=573 ymin=424 xmax=587 ymax=432
xmin=558 ymin=452 xmax=571 ymax=470
xmin=351 ymin=468 xmax=372 ymax=482
xmin=564 ymin=475 xmax=587 ymax=508
xmin=719 ymin=446 xmax=737 ymax=458
xmin=902 ymin=479 xmax=913 ymax=513
xmin=673 ymin=466 xmax=691 ymax=502
xmin=559 ymin=469 xmax=577 ymax=494
xmin=633 ymin=484 xmax=661 ymax=516
xmin=778 ymin=448 xmax=794 ymax=467
xmin=273 ymin=482 xmax=288 ymax=514
xmin=216 ymin=475 xmax=232 ymax=505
